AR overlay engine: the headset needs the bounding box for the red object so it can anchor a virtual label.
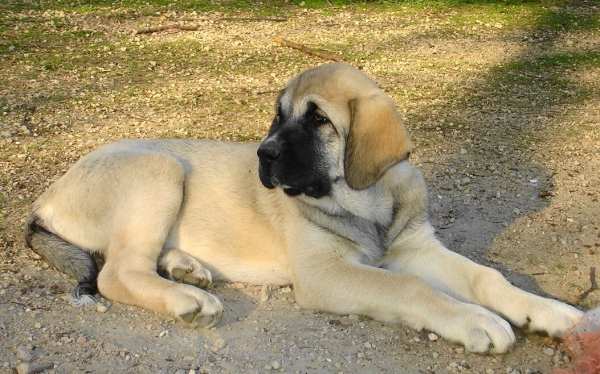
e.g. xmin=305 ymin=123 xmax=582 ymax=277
xmin=553 ymin=329 xmax=600 ymax=374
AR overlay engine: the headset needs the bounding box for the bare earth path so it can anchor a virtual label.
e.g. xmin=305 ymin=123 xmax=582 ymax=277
xmin=1 ymin=1 xmax=599 ymax=373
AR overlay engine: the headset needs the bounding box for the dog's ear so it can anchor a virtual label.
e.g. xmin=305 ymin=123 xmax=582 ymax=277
xmin=344 ymin=94 xmax=412 ymax=190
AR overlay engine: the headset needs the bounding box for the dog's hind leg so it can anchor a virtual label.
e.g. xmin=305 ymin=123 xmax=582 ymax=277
xmin=93 ymin=153 xmax=222 ymax=328
xmin=158 ymin=248 xmax=212 ymax=290
xmin=25 ymin=218 xmax=98 ymax=306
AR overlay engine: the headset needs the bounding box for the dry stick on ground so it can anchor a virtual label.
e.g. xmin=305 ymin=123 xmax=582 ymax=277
xmin=136 ymin=25 xmax=199 ymax=34
xmin=579 ymin=266 xmax=598 ymax=300
xmin=273 ymin=36 xmax=343 ymax=62
xmin=136 ymin=17 xmax=287 ymax=34
xmin=172 ymin=17 xmax=287 ymax=22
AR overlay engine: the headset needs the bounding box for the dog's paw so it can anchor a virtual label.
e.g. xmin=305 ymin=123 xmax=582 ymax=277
xmin=171 ymin=266 xmax=212 ymax=290
xmin=503 ymin=296 xmax=583 ymax=337
xmin=175 ymin=287 xmax=223 ymax=328
xmin=158 ymin=248 xmax=212 ymax=290
xmin=440 ymin=304 xmax=515 ymax=354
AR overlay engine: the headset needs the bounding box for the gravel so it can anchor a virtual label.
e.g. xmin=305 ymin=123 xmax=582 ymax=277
xmin=1 ymin=2 xmax=599 ymax=374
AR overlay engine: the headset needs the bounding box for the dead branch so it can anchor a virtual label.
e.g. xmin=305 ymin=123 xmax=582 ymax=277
xmin=135 ymin=25 xmax=199 ymax=35
xmin=136 ymin=17 xmax=287 ymax=35
xmin=273 ymin=36 xmax=342 ymax=62
xmin=219 ymin=17 xmax=287 ymax=22
xmin=170 ymin=17 xmax=287 ymax=22
xmin=579 ymin=266 xmax=597 ymax=300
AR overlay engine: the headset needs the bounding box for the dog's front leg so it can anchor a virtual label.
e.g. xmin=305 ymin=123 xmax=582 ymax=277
xmin=98 ymin=251 xmax=222 ymax=328
xmin=288 ymin=237 xmax=516 ymax=353
xmin=379 ymin=223 xmax=583 ymax=339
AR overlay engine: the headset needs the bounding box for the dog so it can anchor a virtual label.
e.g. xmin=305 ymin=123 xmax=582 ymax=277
xmin=26 ymin=63 xmax=582 ymax=353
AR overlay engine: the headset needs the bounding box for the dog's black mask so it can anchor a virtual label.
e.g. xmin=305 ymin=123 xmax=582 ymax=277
xmin=257 ymin=102 xmax=332 ymax=199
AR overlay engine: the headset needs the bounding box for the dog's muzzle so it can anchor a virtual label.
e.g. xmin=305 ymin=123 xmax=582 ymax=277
xmin=257 ymin=139 xmax=280 ymax=189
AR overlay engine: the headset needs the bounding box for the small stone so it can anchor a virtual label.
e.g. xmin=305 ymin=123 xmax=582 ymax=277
xmin=513 ymin=208 xmax=521 ymax=215
xmin=432 ymin=352 xmax=439 ymax=358
xmin=158 ymin=330 xmax=169 ymax=338
xmin=76 ymin=336 xmax=86 ymax=345
xmin=428 ymin=333 xmax=439 ymax=341
xmin=16 ymin=363 xmax=53 ymax=374
xmin=16 ymin=346 xmax=33 ymax=362
xmin=543 ymin=347 xmax=555 ymax=356
xmin=96 ymin=304 xmax=108 ymax=313
xmin=496 ymin=191 xmax=501 ymax=199
xmin=270 ymin=360 xmax=281 ymax=370
xmin=34 ymin=323 xmax=41 ymax=329
xmin=16 ymin=363 xmax=30 ymax=374
xmin=455 ymin=347 xmax=465 ymax=354
xmin=461 ymin=177 xmax=471 ymax=185
xmin=460 ymin=148 xmax=468 ymax=155
xmin=486 ymin=369 xmax=495 ymax=374
xmin=260 ymin=284 xmax=270 ymax=302
xmin=363 ymin=342 xmax=372 ymax=349
xmin=210 ymin=338 xmax=225 ymax=352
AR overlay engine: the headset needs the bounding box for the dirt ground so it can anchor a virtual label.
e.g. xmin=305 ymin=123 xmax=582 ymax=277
xmin=1 ymin=1 xmax=599 ymax=373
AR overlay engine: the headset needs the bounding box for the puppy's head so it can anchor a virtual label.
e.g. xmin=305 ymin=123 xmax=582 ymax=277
xmin=257 ymin=63 xmax=412 ymax=197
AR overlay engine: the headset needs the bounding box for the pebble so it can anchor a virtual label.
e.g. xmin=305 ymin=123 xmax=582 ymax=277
xmin=460 ymin=148 xmax=468 ymax=155
xmin=260 ymin=284 xmax=270 ymax=302
xmin=16 ymin=346 xmax=34 ymax=362
xmin=16 ymin=363 xmax=53 ymax=374
xmin=428 ymin=333 xmax=439 ymax=341
xmin=486 ymin=369 xmax=495 ymax=374
xmin=543 ymin=347 xmax=555 ymax=356
xmin=96 ymin=304 xmax=108 ymax=313
xmin=270 ymin=360 xmax=281 ymax=370
xmin=210 ymin=338 xmax=226 ymax=352
xmin=513 ymin=208 xmax=521 ymax=215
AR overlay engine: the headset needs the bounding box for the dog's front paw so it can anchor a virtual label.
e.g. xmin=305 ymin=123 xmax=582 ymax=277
xmin=504 ymin=296 xmax=583 ymax=337
xmin=173 ymin=286 xmax=223 ymax=328
xmin=158 ymin=248 xmax=212 ymax=290
xmin=439 ymin=304 xmax=515 ymax=354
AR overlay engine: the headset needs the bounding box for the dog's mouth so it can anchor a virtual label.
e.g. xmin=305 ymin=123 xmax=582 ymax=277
xmin=283 ymin=187 xmax=302 ymax=196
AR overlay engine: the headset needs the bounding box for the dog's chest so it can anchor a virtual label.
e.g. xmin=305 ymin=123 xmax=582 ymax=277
xmin=300 ymin=204 xmax=390 ymax=263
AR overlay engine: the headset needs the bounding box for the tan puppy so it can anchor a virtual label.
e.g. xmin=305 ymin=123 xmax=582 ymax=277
xmin=26 ymin=63 xmax=582 ymax=353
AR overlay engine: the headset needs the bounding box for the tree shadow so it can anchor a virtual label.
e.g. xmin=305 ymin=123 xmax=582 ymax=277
xmin=404 ymin=1 xmax=599 ymax=298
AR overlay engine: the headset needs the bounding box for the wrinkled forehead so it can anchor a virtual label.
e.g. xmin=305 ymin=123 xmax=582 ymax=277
xmin=277 ymin=93 xmax=340 ymax=118
xmin=277 ymin=65 xmax=377 ymax=121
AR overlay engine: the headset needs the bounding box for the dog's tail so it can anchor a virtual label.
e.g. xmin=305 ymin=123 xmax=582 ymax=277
xmin=25 ymin=215 xmax=99 ymax=306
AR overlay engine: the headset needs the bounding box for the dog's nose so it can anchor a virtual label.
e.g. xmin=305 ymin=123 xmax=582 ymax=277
xmin=257 ymin=142 xmax=280 ymax=162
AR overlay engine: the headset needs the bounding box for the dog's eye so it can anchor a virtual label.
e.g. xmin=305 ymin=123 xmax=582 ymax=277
xmin=314 ymin=113 xmax=329 ymax=124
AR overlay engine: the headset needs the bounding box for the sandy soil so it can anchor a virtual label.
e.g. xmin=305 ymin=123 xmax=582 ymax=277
xmin=1 ymin=2 xmax=599 ymax=373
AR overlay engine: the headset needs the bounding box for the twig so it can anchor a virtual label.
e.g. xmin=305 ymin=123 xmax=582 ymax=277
xmin=256 ymin=90 xmax=280 ymax=95
xmin=273 ymin=36 xmax=342 ymax=62
xmin=135 ymin=25 xmax=199 ymax=35
xmin=579 ymin=266 xmax=597 ymax=300
xmin=219 ymin=17 xmax=287 ymax=22
xmin=136 ymin=17 xmax=287 ymax=35
xmin=173 ymin=17 xmax=287 ymax=22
